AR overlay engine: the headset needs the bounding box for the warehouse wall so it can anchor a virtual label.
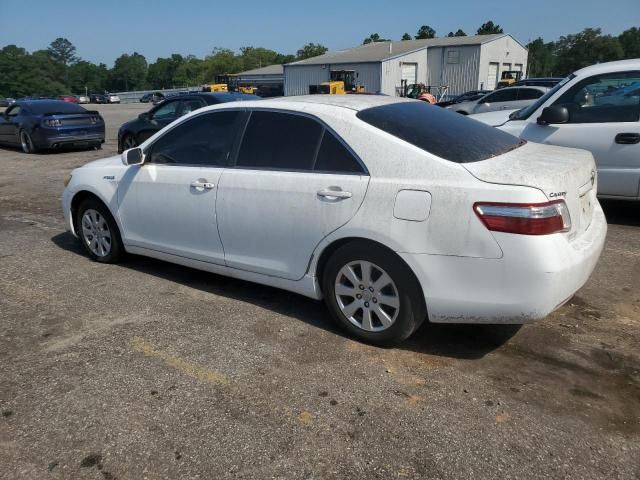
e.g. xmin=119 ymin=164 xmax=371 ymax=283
xmin=427 ymin=45 xmax=481 ymax=98
xmin=478 ymin=36 xmax=529 ymax=90
xmin=381 ymin=50 xmax=428 ymax=96
xmin=284 ymin=62 xmax=381 ymax=96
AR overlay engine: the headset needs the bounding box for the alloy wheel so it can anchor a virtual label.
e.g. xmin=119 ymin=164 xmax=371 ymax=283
xmin=334 ymin=260 xmax=400 ymax=332
xmin=81 ymin=209 xmax=112 ymax=257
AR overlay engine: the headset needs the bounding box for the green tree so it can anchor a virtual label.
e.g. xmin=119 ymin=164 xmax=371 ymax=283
xmin=618 ymin=27 xmax=640 ymax=58
xmin=109 ymin=52 xmax=148 ymax=91
xmin=526 ymin=37 xmax=556 ymax=77
xmin=363 ymin=33 xmax=389 ymax=44
xmin=415 ymin=25 xmax=436 ymax=39
xmin=47 ymin=37 xmax=78 ymax=89
xmin=447 ymin=29 xmax=467 ymax=37
xmin=554 ymin=28 xmax=623 ymax=75
xmin=147 ymin=54 xmax=185 ymax=89
xmin=203 ymin=48 xmax=241 ymax=81
xmin=173 ymin=55 xmax=206 ymax=86
xmin=68 ymin=61 xmax=109 ymax=94
xmin=401 ymin=33 xmax=412 ymax=41
xmin=296 ymin=43 xmax=328 ymax=60
xmin=477 ymin=21 xmax=503 ymax=35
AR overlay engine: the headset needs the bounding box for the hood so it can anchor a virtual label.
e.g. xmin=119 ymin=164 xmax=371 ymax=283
xmin=468 ymin=109 xmax=518 ymax=127
xmin=81 ymin=155 xmax=122 ymax=169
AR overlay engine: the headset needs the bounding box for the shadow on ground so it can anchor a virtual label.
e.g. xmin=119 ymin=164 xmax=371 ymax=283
xmin=600 ymin=199 xmax=640 ymax=227
xmin=51 ymin=231 xmax=520 ymax=360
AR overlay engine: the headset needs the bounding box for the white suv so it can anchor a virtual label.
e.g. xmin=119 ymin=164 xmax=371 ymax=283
xmin=470 ymin=59 xmax=640 ymax=200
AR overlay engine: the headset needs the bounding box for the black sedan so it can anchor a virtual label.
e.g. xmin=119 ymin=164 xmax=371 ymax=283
xmin=0 ymin=100 xmax=104 ymax=153
xmin=118 ymin=92 xmax=257 ymax=152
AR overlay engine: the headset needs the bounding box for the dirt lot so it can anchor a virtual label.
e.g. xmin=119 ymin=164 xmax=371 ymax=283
xmin=0 ymin=103 xmax=639 ymax=480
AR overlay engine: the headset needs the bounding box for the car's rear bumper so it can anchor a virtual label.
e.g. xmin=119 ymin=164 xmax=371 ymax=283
xmin=400 ymin=203 xmax=607 ymax=324
xmin=34 ymin=130 xmax=104 ymax=149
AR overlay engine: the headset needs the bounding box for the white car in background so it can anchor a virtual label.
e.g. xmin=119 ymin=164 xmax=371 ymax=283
xmin=105 ymin=94 xmax=121 ymax=104
xmin=445 ymin=86 xmax=548 ymax=115
xmin=470 ymin=59 xmax=640 ymax=200
xmin=62 ymin=96 xmax=606 ymax=345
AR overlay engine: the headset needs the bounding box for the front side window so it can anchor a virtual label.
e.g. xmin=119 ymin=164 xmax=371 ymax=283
xmin=147 ymin=111 xmax=241 ymax=166
xmin=6 ymin=105 xmax=21 ymax=116
xmin=179 ymin=99 xmax=205 ymax=116
xmin=151 ymin=101 xmax=179 ymax=121
xmin=552 ymin=71 xmax=640 ymax=123
xmin=236 ymin=111 xmax=323 ymax=171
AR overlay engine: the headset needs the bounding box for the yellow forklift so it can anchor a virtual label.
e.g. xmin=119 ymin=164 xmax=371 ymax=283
xmin=496 ymin=70 xmax=523 ymax=88
xmin=310 ymin=70 xmax=365 ymax=94
xmin=204 ymin=74 xmax=257 ymax=94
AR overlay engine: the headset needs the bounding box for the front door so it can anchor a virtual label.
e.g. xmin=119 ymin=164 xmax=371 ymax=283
xmin=0 ymin=105 xmax=22 ymax=144
xmin=117 ymin=110 xmax=244 ymax=264
xmin=519 ymin=70 xmax=640 ymax=198
xmin=217 ymin=111 xmax=369 ymax=280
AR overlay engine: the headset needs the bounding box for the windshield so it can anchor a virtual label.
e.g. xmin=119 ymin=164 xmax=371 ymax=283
xmin=509 ymin=74 xmax=575 ymax=120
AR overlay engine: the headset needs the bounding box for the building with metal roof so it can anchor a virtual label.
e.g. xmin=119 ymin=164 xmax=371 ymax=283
xmin=236 ymin=65 xmax=284 ymax=97
xmin=284 ymin=34 xmax=528 ymax=98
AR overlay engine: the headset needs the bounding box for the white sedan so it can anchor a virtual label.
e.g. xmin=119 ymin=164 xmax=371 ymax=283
xmin=62 ymin=95 xmax=607 ymax=345
xmin=445 ymin=86 xmax=548 ymax=115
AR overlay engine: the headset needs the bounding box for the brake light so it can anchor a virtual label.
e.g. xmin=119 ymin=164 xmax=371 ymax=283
xmin=474 ymin=200 xmax=571 ymax=235
xmin=44 ymin=118 xmax=63 ymax=127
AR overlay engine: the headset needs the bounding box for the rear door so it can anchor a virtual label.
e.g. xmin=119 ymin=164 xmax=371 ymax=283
xmin=520 ymin=70 xmax=640 ymax=198
xmin=0 ymin=105 xmax=22 ymax=144
xmin=217 ymin=110 xmax=369 ymax=280
xmin=474 ymin=88 xmax=519 ymax=114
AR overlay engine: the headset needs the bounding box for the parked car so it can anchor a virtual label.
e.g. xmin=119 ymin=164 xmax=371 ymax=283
xmin=470 ymin=59 xmax=640 ymax=200
xmin=77 ymin=95 xmax=90 ymax=104
xmin=90 ymin=94 xmax=106 ymax=104
xmin=63 ymin=96 xmax=606 ymax=345
xmin=139 ymin=92 xmax=165 ymax=104
xmin=511 ymin=77 xmax=564 ymax=88
xmin=0 ymin=99 xmax=104 ymax=153
xmin=437 ymin=90 xmax=491 ymax=108
xmin=117 ymin=92 xmax=256 ymax=152
xmin=446 ymin=86 xmax=549 ymax=115
xmin=0 ymin=98 xmax=15 ymax=107
xmin=105 ymin=94 xmax=121 ymax=104
xmin=58 ymin=95 xmax=78 ymax=103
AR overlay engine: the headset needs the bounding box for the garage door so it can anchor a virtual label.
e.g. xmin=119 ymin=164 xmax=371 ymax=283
xmin=401 ymin=63 xmax=417 ymax=84
xmin=487 ymin=62 xmax=499 ymax=90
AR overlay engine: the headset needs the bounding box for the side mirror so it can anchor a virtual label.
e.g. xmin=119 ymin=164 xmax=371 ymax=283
xmin=121 ymin=147 xmax=145 ymax=166
xmin=537 ymin=105 xmax=569 ymax=125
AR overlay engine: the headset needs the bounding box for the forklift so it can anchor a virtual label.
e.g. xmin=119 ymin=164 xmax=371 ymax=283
xmin=496 ymin=70 xmax=523 ymax=88
xmin=309 ymin=70 xmax=365 ymax=95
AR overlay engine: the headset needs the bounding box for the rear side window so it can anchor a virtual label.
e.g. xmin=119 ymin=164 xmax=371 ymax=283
xmin=148 ymin=111 xmax=241 ymax=166
xmin=356 ymin=102 xmax=523 ymax=163
xmin=481 ymin=89 xmax=518 ymax=103
xmin=237 ymin=111 xmax=323 ymax=171
xmin=315 ymin=130 xmax=364 ymax=173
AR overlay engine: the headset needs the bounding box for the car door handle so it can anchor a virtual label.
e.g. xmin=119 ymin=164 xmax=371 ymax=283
xmin=615 ymin=133 xmax=640 ymax=145
xmin=190 ymin=181 xmax=215 ymax=191
xmin=317 ymin=188 xmax=352 ymax=199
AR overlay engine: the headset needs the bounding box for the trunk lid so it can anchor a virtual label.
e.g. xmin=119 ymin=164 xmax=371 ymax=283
xmin=463 ymin=142 xmax=597 ymax=238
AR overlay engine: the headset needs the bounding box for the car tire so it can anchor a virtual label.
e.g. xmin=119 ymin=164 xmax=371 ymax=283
xmin=121 ymin=133 xmax=137 ymax=151
xmin=76 ymin=198 xmax=125 ymax=263
xmin=19 ymin=130 xmax=38 ymax=154
xmin=322 ymin=242 xmax=426 ymax=346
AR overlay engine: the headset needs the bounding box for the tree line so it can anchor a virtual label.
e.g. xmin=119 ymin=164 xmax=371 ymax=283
xmin=0 ymin=23 xmax=638 ymax=98
xmin=0 ymin=39 xmax=328 ymax=97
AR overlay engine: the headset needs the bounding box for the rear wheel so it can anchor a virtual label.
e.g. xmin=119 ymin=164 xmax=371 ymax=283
xmin=322 ymin=242 xmax=426 ymax=346
xmin=76 ymin=198 xmax=124 ymax=263
xmin=19 ymin=130 xmax=38 ymax=153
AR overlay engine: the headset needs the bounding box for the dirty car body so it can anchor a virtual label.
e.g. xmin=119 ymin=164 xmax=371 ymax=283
xmin=62 ymin=95 xmax=607 ymax=345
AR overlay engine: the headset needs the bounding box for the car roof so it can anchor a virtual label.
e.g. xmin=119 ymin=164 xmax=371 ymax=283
xmin=496 ymin=85 xmax=549 ymax=92
xmin=167 ymin=92 xmax=257 ymax=102
xmin=574 ymin=59 xmax=640 ymax=77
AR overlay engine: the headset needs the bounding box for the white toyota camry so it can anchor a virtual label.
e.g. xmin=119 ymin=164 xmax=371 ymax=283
xmin=62 ymin=95 xmax=607 ymax=345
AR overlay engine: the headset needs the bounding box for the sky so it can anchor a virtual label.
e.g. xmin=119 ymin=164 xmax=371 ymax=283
xmin=1 ymin=0 xmax=638 ymax=66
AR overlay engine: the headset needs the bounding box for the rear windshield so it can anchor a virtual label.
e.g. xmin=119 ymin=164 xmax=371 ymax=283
xmin=27 ymin=101 xmax=87 ymax=115
xmin=356 ymin=102 xmax=524 ymax=163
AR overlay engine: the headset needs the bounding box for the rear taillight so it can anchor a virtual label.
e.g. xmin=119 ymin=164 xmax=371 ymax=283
xmin=474 ymin=200 xmax=571 ymax=235
xmin=44 ymin=118 xmax=63 ymax=127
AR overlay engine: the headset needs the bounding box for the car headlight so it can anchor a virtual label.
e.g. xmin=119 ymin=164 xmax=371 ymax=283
xmin=63 ymin=173 xmax=72 ymax=187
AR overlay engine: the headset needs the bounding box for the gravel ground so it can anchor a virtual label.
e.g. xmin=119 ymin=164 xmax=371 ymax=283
xmin=0 ymin=103 xmax=639 ymax=480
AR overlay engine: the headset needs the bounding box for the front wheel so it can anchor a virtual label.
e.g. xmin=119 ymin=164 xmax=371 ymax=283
xmin=121 ymin=133 xmax=137 ymax=151
xmin=322 ymin=242 xmax=426 ymax=346
xmin=76 ymin=198 xmax=124 ymax=263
